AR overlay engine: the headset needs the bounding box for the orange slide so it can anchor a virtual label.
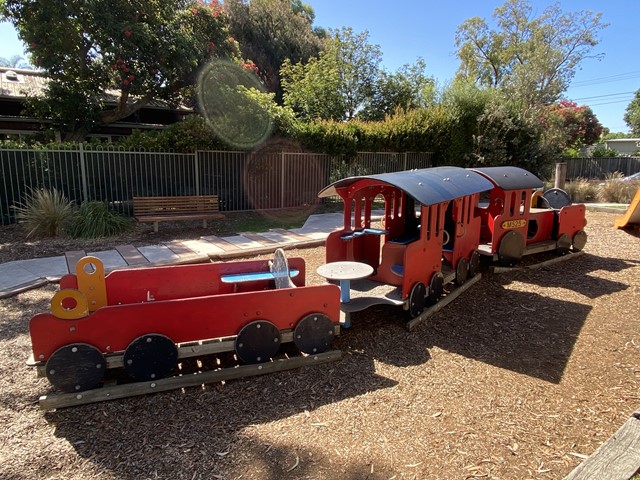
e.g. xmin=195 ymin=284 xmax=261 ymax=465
xmin=614 ymin=185 xmax=640 ymax=229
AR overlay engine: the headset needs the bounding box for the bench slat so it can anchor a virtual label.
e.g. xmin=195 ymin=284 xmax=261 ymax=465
xmin=133 ymin=195 xmax=223 ymax=232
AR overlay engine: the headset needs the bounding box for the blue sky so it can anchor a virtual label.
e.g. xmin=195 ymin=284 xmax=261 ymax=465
xmin=1 ymin=0 xmax=638 ymax=132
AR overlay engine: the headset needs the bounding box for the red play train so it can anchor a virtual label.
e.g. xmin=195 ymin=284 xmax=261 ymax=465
xmin=28 ymin=165 xmax=586 ymax=404
xmin=318 ymin=165 xmax=586 ymax=319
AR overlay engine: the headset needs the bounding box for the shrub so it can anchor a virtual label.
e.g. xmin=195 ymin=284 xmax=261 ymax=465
xmin=563 ymin=178 xmax=599 ymax=203
xmin=68 ymin=201 xmax=133 ymax=238
xmin=598 ymin=172 xmax=639 ymax=203
xmin=591 ymin=144 xmax=618 ymax=158
xmin=14 ymin=188 xmax=77 ymax=238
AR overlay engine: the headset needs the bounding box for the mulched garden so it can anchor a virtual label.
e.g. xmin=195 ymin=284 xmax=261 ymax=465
xmin=1 ymin=210 xmax=639 ymax=479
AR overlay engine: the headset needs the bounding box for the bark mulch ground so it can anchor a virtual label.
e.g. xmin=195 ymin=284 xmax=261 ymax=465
xmin=0 ymin=210 xmax=639 ymax=479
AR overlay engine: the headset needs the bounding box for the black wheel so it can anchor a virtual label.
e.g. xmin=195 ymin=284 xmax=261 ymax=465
xmin=123 ymin=334 xmax=178 ymax=381
xmin=235 ymin=320 xmax=281 ymax=363
xmin=293 ymin=313 xmax=335 ymax=354
xmin=427 ymin=272 xmax=444 ymax=306
xmin=498 ymin=231 xmax=525 ymax=267
xmin=45 ymin=343 xmax=106 ymax=393
xmin=455 ymin=257 xmax=469 ymax=286
xmin=468 ymin=250 xmax=481 ymax=278
xmin=556 ymin=233 xmax=572 ymax=255
xmin=408 ymin=282 xmax=427 ymax=318
xmin=572 ymin=230 xmax=587 ymax=251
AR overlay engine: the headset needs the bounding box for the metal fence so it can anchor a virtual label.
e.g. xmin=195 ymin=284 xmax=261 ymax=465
xmin=565 ymin=156 xmax=640 ymax=180
xmin=0 ymin=146 xmax=432 ymax=224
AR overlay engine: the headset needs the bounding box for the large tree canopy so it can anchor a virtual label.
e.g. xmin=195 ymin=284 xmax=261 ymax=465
xmin=281 ymin=27 xmax=381 ymax=121
xmin=1 ymin=0 xmax=237 ymax=140
xmin=223 ymin=0 xmax=323 ymax=103
xmin=455 ymin=0 xmax=607 ymax=107
xmin=624 ymin=89 xmax=640 ymax=136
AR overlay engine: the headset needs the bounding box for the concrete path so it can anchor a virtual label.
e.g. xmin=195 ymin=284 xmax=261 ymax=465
xmin=0 ymin=212 xmax=349 ymax=299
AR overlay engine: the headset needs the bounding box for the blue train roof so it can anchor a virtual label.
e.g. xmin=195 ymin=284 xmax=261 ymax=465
xmin=318 ymin=166 xmax=494 ymax=206
xmin=470 ymin=166 xmax=543 ymax=190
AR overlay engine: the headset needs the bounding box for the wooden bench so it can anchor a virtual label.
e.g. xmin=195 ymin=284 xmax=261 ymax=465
xmin=133 ymin=195 xmax=225 ymax=232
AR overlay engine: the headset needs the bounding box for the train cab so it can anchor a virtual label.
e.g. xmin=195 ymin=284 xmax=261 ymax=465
xmin=471 ymin=166 xmax=587 ymax=266
xmin=318 ymin=167 xmax=493 ymax=318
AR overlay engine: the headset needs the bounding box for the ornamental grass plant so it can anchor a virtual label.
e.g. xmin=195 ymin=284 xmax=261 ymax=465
xmin=14 ymin=188 xmax=77 ymax=238
xmin=598 ymin=172 xmax=640 ymax=204
xmin=563 ymin=178 xmax=599 ymax=203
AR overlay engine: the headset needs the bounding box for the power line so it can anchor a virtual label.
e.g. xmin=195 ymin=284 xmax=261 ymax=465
xmin=570 ymin=70 xmax=640 ymax=88
xmin=572 ymin=91 xmax=635 ymax=101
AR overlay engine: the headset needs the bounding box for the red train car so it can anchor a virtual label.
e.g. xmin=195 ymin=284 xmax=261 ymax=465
xmin=471 ymin=167 xmax=587 ymax=266
xmin=318 ymin=166 xmax=494 ymax=318
xmin=29 ymin=250 xmax=340 ymax=393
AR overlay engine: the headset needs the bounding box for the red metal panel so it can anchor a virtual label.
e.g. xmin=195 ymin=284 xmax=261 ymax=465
xmin=30 ymin=284 xmax=340 ymax=361
xmin=557 ymin=204 xmax=587 ymax=237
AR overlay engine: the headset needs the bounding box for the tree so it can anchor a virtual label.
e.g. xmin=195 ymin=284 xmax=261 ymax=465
xmin=546 ymin=100 xmax=602 ymax=148
xmin=360 ymin=58 xmax=436 ymax=121
xmin=624 ymin=89 xmax=640 ymax=136
xmin=0 ymin=54 xmax=31 ymax=69
xmin=281 ymin=27 xmax=381 ymax=121
xmin=455 ymin=0 xmax=607 ymax=107
xmin=224 ymin=0 xmax=322 ymax=103
xmin=1 ymin=0 xmax=237 ymax=140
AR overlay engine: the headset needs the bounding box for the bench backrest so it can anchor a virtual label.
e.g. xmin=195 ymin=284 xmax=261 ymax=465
xmin=133 ymin=195 xmax=220 ymax=216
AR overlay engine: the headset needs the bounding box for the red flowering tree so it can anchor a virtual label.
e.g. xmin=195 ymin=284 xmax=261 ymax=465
xmin=547 ymin=100 xmax=603 ymax=149
xmin=2 ymin=0 xmax=238 ymax=140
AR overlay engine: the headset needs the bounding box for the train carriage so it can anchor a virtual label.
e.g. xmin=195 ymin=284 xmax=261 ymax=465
xmin=318 ymin=167 xmax=494 ymax=318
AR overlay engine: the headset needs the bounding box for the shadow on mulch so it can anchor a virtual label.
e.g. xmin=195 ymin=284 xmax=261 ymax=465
xmin=43 ymin=350 xmax=398 ymax=479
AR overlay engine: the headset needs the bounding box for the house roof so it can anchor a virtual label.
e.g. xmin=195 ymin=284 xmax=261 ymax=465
xmin=0 ymin=66 xmax=191 ymax=111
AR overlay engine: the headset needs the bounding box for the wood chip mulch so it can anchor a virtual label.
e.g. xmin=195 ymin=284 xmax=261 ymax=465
xmin=1 ymin=211 xmax=639 ymax=480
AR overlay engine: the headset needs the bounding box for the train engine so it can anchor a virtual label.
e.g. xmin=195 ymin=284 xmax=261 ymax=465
xmin=471 ymin=166 xmax=587 ymax=266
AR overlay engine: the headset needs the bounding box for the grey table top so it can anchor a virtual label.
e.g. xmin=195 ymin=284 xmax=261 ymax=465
xmin=316 ymin=261 xmax=374 ymax=281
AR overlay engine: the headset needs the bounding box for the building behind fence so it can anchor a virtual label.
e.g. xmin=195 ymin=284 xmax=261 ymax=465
xmin=0 ymin=146 xmax=433 ymax=225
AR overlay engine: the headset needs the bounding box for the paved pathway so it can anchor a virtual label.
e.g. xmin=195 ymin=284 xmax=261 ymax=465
xmin=0 ymin=212 xmax=350 ymax=299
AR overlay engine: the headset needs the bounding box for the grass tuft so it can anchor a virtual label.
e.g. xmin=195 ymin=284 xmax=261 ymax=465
xmin=68 ymin=201 xmax=133 ymax=239
xmin=14 ymin=188 xmax=77 ymax=238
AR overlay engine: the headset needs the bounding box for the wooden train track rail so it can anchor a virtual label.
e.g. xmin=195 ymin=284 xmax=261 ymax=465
xmin=38 ymin=350 xmax=342 ymax=410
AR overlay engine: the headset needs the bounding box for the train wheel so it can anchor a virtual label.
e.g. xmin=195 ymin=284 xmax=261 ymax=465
xmin=556 ymin=233 xmax=572 ymax=255
xmin=235 ymin=320 xmax=281 ymax=363
xmin=572 ymin=230 xmax=587 ymax=252
xmin=123 ymin=334 xmax=178 ymax=381
xmin=498 ymin=231 xmax=525 ymax=267
xmin=294 ymin=313 xmax=335 ymax=354
xmin=427 ymin=272 xmax=444 ymax=306
xmin=408 ymin=282 xmax=427 ymax=318
xmin=45 ymin=343 xmax=106 ymax=393
xmin=468 ymin=250 xmax=481 ymax=278
xmin=455 ymin=257 xmax=469 ymax=286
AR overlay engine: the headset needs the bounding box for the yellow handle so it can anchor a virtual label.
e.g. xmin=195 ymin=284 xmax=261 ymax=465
xmin=76 ymin=256 xmax=108 ymax=311
xmin=51 ymin=289 xmax=89 ymax=319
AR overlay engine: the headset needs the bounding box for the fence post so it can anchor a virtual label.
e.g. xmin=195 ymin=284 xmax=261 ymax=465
xmin=555 ymin=162 xmax=567 ymax=189
xmin=79 ymin=143 xmax=88 ymax=203
xmin=194 ymin=151 xmax=200 ymax=196
xmin=403 ymin=152 xmax=407 ymax=170
xmin=281 ymin=152 xmax=286 ymax=208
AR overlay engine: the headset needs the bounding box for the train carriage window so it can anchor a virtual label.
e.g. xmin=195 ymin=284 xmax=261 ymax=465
xmin=519 ymin=191 xmax=527 ymax=215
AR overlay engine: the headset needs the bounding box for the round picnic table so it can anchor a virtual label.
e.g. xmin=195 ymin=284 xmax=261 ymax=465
xmin=316 ymin=261 xmax=374 ymax=304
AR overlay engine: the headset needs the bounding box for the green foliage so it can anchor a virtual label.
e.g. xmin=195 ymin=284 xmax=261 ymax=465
xmin=68 ymin=201 xmax=133 ymax=238
xmin=2 ymin=0 xmax=237 ymax=140
xmin=455 ymin=0 xmax=607 ymax=107
xmin=224 ymin=0 xmax=322 ymax=102
xmin=591 ymin=144 xmax=618 ymax=158
xmin=598 ymin=173 xmax=639 ymax=203
xmin=360 ymin=58 xmax=436 ymax=121
xmin=563 ymin=178 xmax=598 ymax=203
xmin=282 ymin=27 xmax=382 ymax=121
xmin=15 ymin=188 xmax=77 ymax=238
xmin=624 ymin=89 xmax=640 ymax=136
